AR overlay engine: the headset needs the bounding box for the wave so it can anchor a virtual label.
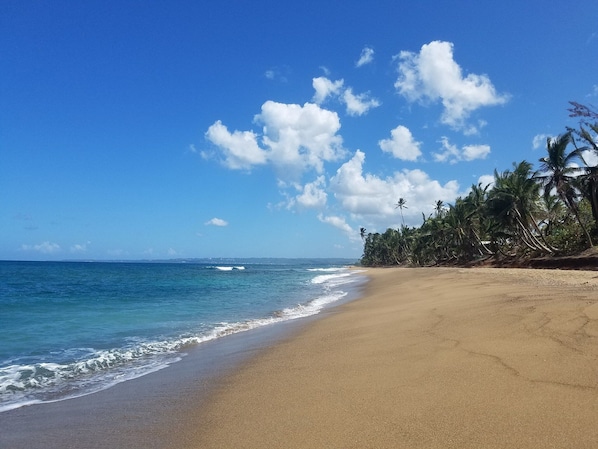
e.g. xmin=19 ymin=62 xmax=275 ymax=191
xmin=0 ymin=267 xmax=366 ymax=413
xmin=306 ymin=267 xmax=347 ymax=272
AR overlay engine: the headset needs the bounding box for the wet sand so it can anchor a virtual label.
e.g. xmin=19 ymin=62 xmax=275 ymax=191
xmin=0 ymin=317 xmax=308 ymax=449
xmin=3 ymin=267 xmax=598 ymax=448
xmin=179 ymin=267 xmax=598 ymax=449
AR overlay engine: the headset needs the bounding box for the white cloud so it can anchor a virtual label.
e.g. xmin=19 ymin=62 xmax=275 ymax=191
xmin=532 ymin=133 xmax=552 ymax=150
xmin=581 ymin=149 xmax=598 ymax=167
xmin=317 ymin=213 xmax=356 ymax=239
xmin=312 ymin=77 xmax=344 ymax=104
xmin=205 ymin=217 xmax=228 ymax=226
xmin=394 ymin=40 xmax=509 ymax=132
xmin=477 ymin=174 xmax=495 ymax=190
xmin=295 ymin=176 xmax=327 ymax=209
xmin=433 ymin=137 xmax=490 ymax=163
xmin=205 ymin=120 xmax=267 ymax=170
xmin=342 ymin=88 xmax=381 ymax=116
xmin=70 ymin=242 xmax=90 ymax=253
xmin=256 ymin=101 xmax=345 ymax=178
xmin=21 ymin=241 xmax=61 ymax=254
xmin=356 ymin=47 xmax=374 ymax=67
xmin=312 ymin=76 xmax=380 ymax=116
xmin=378 ymin=125 xmax=422 ymax=161
xmin=330 ymin=150 xmax=461 ymax=225
xmin=206 ymin=102 xmax=344 ymax=180
xmin=462 ymin=144 xmax=491 ymax=161
xmin=264 ymin=67 xmax=289 ymax=83
xmin=319 ymin=66 xmax=331 ymax=76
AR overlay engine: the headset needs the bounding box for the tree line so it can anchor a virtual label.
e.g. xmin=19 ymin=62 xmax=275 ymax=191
xmin=360 ymin=102 xmax=598 ymax=267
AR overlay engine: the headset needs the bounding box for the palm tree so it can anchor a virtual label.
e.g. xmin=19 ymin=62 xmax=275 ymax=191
xmin=487 ymin=161 xmax=555 ymax=255
xmin=534 ymin=132 xmax=592 ymax=246
xmin=568 ymin=101 xmax=598 ymax=236
xmin=537 ymin=194 xmax=565 ymax=238
xmin=462 ymin=183 xmax=495 ymax=255
xmin=574 ymin=122 xmax=598 ymax=230
xmin=434 ymin=200 xmax=445 ymax=218
xmin=395 ymin=198 xmax=407 ymax=225
xmin=360 ymin=227 xmax=367 ymax=241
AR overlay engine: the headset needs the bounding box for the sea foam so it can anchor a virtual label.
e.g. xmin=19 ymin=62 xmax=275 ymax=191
xmin=0 ymin=262 xmax=363 ymax=412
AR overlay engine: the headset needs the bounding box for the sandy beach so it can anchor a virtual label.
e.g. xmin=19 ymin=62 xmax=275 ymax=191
xmin=176 ymin=267 xmax=598 ymax=449
xmin=3 ymin=267 xmax=598 ymax=449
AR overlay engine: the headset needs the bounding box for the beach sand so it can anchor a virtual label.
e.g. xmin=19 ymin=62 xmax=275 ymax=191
xmin=176 ymin=267 xmax=598 ymax=449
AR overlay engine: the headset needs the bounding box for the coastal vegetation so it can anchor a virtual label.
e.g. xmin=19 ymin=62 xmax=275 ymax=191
xmin=360 ymin=102 xmax=598 ymax=267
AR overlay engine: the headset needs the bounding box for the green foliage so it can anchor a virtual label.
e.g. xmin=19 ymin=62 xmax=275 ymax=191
xmin=360 ymin=102 xmax=598 ymax=266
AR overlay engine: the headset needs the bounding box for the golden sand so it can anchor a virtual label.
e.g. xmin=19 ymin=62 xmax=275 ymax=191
xmin=175 ymin=268 xmax=598 ymax=448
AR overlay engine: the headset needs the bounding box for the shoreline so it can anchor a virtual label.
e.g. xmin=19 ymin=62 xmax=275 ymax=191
xmin=3 ymin=267 xmax=598 ymax=448
xmin=0 ymin=317 xmax=314 ymax=449
xmin=0 ymin=269 xmax=366 ymax=449
xmin=179 ymin=267 xmax=598 ymax=448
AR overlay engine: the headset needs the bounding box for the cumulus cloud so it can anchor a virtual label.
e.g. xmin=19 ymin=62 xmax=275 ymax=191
xmin=330 ymin=150 xmax=461 ymax=225
xmin=257 ymin=101 xmax=345 ymax=178
xmin=312 ymin=76 xmax=380 ymax=116
xmin=433 ymin=137 xmax=490 ymax=164
xmin=205 ymin=217 xmax=228 ymax=226
xmin=317 ymin=214 xmax=356 ymax=239
xmin=394 ymin=40 xmax=509 ymax=132
xmin=21 ymin=241 xmax=61 ymax=254
xmin=295 ymin=176 xmax=328 ymax=209
xmin=206 ymin=101 xmax=345 ymax=180
xmin=312 ymin=77 xmax=344 ymax=104
xmin=378 ymin=125 xmax=423 ymax=161
xmin=462 ymin=144 xmax=491 ymax=161
xmin=205 ymin=121 xmax=267 ymax=170
xmin=356 ymin=47 xmax=374 ymax=67
xmin=343 ymin=88 xmax=381 ymax=116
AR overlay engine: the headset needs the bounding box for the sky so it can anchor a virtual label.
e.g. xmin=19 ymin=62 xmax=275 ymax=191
xmin=2 ymin=0 xmax=598 ymax=261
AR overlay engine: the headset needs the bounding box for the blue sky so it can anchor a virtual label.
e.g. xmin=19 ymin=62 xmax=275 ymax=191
xmin=2 ymin=0 xmax=597 ymax=261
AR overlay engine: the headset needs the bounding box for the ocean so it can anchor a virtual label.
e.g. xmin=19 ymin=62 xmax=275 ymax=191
xmin=0 ymin=259 xmax=365 ymax=413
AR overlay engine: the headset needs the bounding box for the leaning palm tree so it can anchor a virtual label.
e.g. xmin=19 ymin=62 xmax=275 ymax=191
xmin=462 ymin=183 xmax=494 ymax=255
xmin=487 ymin=161 xmax=555 ymax=255
xmin=533 ymin=132 xmax=592 ymax=246
xmin=395 ymin=198 xmax=407 ymax=225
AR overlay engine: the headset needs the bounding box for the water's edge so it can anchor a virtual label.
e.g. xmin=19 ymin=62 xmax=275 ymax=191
xmin=0 ymin=272 xmax=368 ymax=449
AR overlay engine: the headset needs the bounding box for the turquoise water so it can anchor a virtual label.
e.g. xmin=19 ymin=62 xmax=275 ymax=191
xmin=0 ymin=259 xmax=364 ymax=412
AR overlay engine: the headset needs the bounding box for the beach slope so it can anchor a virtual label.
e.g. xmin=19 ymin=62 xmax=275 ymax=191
xmin=180 ymin=267 xmax=598 ymax=449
